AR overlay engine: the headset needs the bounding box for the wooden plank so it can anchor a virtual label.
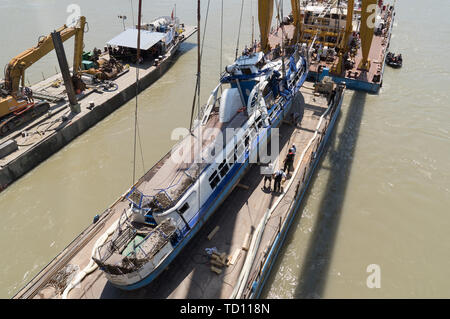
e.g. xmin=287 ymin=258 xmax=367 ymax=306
xmin=207 ymin=226 xmax=220 ymax=240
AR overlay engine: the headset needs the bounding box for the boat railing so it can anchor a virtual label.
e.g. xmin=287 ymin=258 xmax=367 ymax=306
xmin=124 ymin=218 xmax=177 ymax=261
xmin=126 ymin=158 xmax=202 ymax=214
xmin=95 ymin=210 xmax=136 ymax=263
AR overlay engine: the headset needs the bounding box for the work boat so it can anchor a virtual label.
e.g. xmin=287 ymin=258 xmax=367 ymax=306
xmin=93 ymin=47 xmax=308 ymax=290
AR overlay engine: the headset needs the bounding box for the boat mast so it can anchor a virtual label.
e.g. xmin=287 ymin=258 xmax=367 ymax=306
xmin=197 ymin=0 xmax=201 ymax=120
xmin=251 ymin=0 xmax=255 ymax=49
xmin=132 ymin=0 xmax=143 ymax=184
xmin=189 ymin=0 xmax=201 ymax=133
xmin=137 ymin=0 xmax=142 ymax=62
xmin=276 ymin=0 xmax=286 ymax=79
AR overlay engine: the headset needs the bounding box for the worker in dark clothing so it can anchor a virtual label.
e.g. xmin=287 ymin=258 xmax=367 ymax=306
xmin=273 ymin=169 xmax=287 ymax=193
xmin=24 ymin=87 xmax=33 ymax=103
xmin=283 ymin=149 xmax=295 ymax=173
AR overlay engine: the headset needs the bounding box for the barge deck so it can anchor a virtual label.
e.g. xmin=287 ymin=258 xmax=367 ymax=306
xmin=0 ymin=26 xmax=197 ymax=192
xmin=306 ymin=3 xmax=396 ymax=93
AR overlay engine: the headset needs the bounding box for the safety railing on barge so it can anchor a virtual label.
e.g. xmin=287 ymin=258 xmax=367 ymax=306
xmin=240 ymin=84 xmax=345 ymax=299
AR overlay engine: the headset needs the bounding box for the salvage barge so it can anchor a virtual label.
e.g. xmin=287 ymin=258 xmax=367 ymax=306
xmin=0 ymin=22 xmax=196 ymax=192
xmin=303 ymin=0 xmax=396 ymax=93
xmin=13 ymin=79 xmax=345 ymax=299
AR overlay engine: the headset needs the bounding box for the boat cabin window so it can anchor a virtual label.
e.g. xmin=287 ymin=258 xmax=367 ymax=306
xmin=179 ymin=202 xmax=189 ymax=214
xmin=209 ymin=170 xmax=218 ymax=182
xmin=233 ymin=140 xmax=243 ymax=161
xmin=241 ymin=67 xmax=253 ymax=75
xmin=209 ymin=170 xmax=221 ymax=190
xmin=218 ymin=159 xmax=230 ymax=178
xmin=255 ymin=116 xmax=262 ymax=129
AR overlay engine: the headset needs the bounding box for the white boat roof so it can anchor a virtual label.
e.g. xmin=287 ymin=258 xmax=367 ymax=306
xmin=106 ymin=28 xmax=166 ymax=50
xmin=235 ymin=52 xmax=264 ymax=66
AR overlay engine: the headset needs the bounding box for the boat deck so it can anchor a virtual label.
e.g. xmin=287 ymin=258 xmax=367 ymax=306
xmin=14 ymin=82 xmax=338 ymax=299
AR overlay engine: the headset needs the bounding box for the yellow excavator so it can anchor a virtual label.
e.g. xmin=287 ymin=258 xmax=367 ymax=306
xmin=0 ymin=16 xmax=86 ymax=136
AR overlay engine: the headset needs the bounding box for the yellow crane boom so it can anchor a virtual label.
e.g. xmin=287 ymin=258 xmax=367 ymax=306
xmin=3 ymin=16 xmax=86 ymax=97
xmin=358 ymin=0 xmax=377 ymax=70
xmin=258 ymin=0 xmax=274 ymax=53
xmin=0 ymin=16 xmax=86 ymax=136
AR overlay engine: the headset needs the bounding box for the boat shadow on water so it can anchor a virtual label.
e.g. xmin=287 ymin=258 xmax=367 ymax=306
xmin=98 ymin=94 xmax=305 ymax=299
xmin=260 ymin=91 xmax=367 ymax=298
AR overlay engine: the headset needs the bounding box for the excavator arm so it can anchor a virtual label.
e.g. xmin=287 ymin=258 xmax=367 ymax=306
xmin=3 ymin=16 xmax=86 ymax=97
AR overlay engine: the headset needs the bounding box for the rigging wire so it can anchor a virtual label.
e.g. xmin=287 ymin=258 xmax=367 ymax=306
xmin=137 ymin=117 xmax=145 ymax=173
xmin=130 ymin=0 xmax=135 ymax=27
xmin=220 ymin=0 xmax=223 ymax=78
xmin=235 ymin=0 xmax=245 ymax=60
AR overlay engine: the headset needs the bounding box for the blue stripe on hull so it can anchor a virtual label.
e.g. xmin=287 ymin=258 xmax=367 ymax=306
xmin=112 ymin=68 xmax=308 ymax=291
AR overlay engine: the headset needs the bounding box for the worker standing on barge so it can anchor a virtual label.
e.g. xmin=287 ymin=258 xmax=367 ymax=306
xmin=283 ymin=149 xmax=295 ymax=173
xmin=273 ymin=169 xmax=286 ymax=193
